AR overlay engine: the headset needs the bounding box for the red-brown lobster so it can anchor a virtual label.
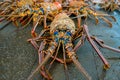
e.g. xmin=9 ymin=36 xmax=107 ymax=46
xmin=92 ymin=0 xmax=120 ymax=11
xmin=63 ymin=0 xmax=116 ymax=27
xmin=27 ymin=13 xmax=120 ymax=80
xmin=0 ymin=0 xmax=62 ymax=37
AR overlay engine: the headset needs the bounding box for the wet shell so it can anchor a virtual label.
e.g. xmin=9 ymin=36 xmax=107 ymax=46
xmin=69 ymin=0 xmax=88 ymax=8
xmin=50 ymin=13 xmax=76 ymax=34
xmin=40 ymin=2 xmax=62 ymax=15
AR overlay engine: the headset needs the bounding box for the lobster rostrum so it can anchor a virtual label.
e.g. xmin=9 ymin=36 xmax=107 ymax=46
xmin=0 ymin=0 xmax=62 ymax=37
xmin=27 ymin=13 xmax=120 ymax=80
xmin=65 ymin=0 xmax=116 ymax=27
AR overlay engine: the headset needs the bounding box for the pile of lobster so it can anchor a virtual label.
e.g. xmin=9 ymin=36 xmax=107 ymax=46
xmin=0 ymin=0 xmax=120 ymax=80
xmin=92 ymin=0 xmax=120 ymax=11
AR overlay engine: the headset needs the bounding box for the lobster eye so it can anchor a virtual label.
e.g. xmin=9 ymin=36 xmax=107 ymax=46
xmin=54 ymin=30 xmax=58 ymax=35
xmin=66 ymin=31 xmax=72 ymax=36
xmin=39 ymin=8 xmax=44 ymax=14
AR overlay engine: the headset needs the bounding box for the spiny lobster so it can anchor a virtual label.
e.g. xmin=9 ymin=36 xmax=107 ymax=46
xmin=27 ymin=13 xmax=120 ymax=80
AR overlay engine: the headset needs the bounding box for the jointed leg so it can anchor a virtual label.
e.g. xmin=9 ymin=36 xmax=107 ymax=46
xmin=73 ymin=33 xmax=86 ymax=52
xmin=21 ymin=16 xmax=31 ymax=26
xmin=28 ymin=40 xmax=62 ymax=79
xmin=66 ymin=46 xmax=92 ymax=80
xmin=100 ymin=16 xmax=112 ymax=27
xmin=92 ymin=12 xmax=116 ymax=27
xmin=27 ymin=51 xmax=52 ymax=80
xmin=83 ymin=25 xmax=110 ymax=69
xmin=91 ymin=36 xmax=120 ymax=53
xmin=72 ymin=25 xmax=83 ymax=40
xmin=48 ymin=41 xmax=61 ymax=70
xmin=0 ymin=20 xmax=11 ymax=30
xmin=28 ymin=30 xmax=64 ymax=64
xmin=28 ymin=29 xmax=49 ymax=41
xmin=44 ymin=51 xmax=64 ymax=64
xmin=62 ymin=41 xmax=69 ymax=80
xmin=31 ymin=16 xmax=41 ymax=37
xmin=0 ymin=17 xmax=5 ymax=22
xmin=12 ymin=20 xmax=20 ymax=27
xmin=64 ymin=40 xmax=92 ymax=80
xmin=38 ymin=41 xmax=52 ymax=80
xmin=27 ymin=42 xmax=58 ymax=80
xmin=71 ymin=55 xmax=91 ymax=80
xmin=77 ymin=10 xmax=81 ymax=28
xmin=44 ymin=14 xmax=48 ymax=29
xmin=27 ymin=28 xmax=49 ymax=50
xmin=28 ymin=39 xmax=39 ymax=50
xmin=21 ymin=15 xmax=33 ymax=28
xmin=73 ymin=25 xmax=86 ymax=51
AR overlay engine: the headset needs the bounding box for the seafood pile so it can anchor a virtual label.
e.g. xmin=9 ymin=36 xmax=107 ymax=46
xmin=92 ymin=0 xmax=120 ymax=11
xmin=0 ymin=0 xmax=120 ymax=80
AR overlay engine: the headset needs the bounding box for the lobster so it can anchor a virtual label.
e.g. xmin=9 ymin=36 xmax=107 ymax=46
xmin=63 ymin=0 xmax=116 ymax=27
xmin=0 ymin=0 xmax=62 ymax=37
xmin=92 ymin=0 xmax=120 ymax=11
xmin=27 ymin=13 xmax=120 ymax=80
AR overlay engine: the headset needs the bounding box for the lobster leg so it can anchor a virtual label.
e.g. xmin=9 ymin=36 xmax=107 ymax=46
xmin=83 ymin=25 xmax=110 ymax=69
xmin=29 ymin=39 xmax=52 ymax=79
xmin=28 ymin=40 xmax=64 ymax=80
xmin=44 ymin=14 xmax=47 ymax=29
xmin=77 ymin=11 xmax=81 ymax=28
xmin=94 ymin=16 xmax=99 ymax=25
xmin=29 ymin=29 xmax=64 ymax=63
xmin=0 ymin=4 xmax=12 ymax=15
xmin=27 ymin=28 xmax=50 ymax=49
xmin=100 ymin=16 xmax=112 ymax=27
xmin=47 ymin=41 xmax=72 ymax=66
xmin=48 ymin=41 xmax=61 ymax=70
xmin=0 ymin=17 xmax=5 ymax=22
xmin=27 ymin=51 xmax=52 ymax=80
xmin=28 ymin=39 xmax=39 ymax=50
xmin=21 ymin=16 xmax=31 ymax=25
xmin=72 ymin=25 xmax=83 ymax=40
xmin=91 ymin=36 xmax=120 ymax=53
xmin=44 ymin=51 xmax=65 ymax=64
xmin=0 ymin=21 xmax=11 ymax=30
xmin=38 ymin=41 xmax=52 ymax=80
xmin=28 ymin=29 xmax=50 ymax=43
xmin=11 ymin=17 xmax=20 ymax=27
xmin=0 ymin=2 xmax=11 ymax=10
xmin=31 ymin=16 xmax=41 ymax=37
xmin=92 ymin=13 xmax=116 ymax=27
xmin=27 ymin=42 xmax=58 ymax=80
xmin=62 ymin=41 xmax=70 ymax=80
xmin=95 ymin=14 xmax=116 ymax=21
xmin=65 ymin=45 xmax=92 ymax=80
xmin=21 ymin=15 xmax=33 ymax=28
xmin=70 ymin=55 xmax=91 ymax=80
xmin=73 ymin=34 xmax=86 ymax=52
